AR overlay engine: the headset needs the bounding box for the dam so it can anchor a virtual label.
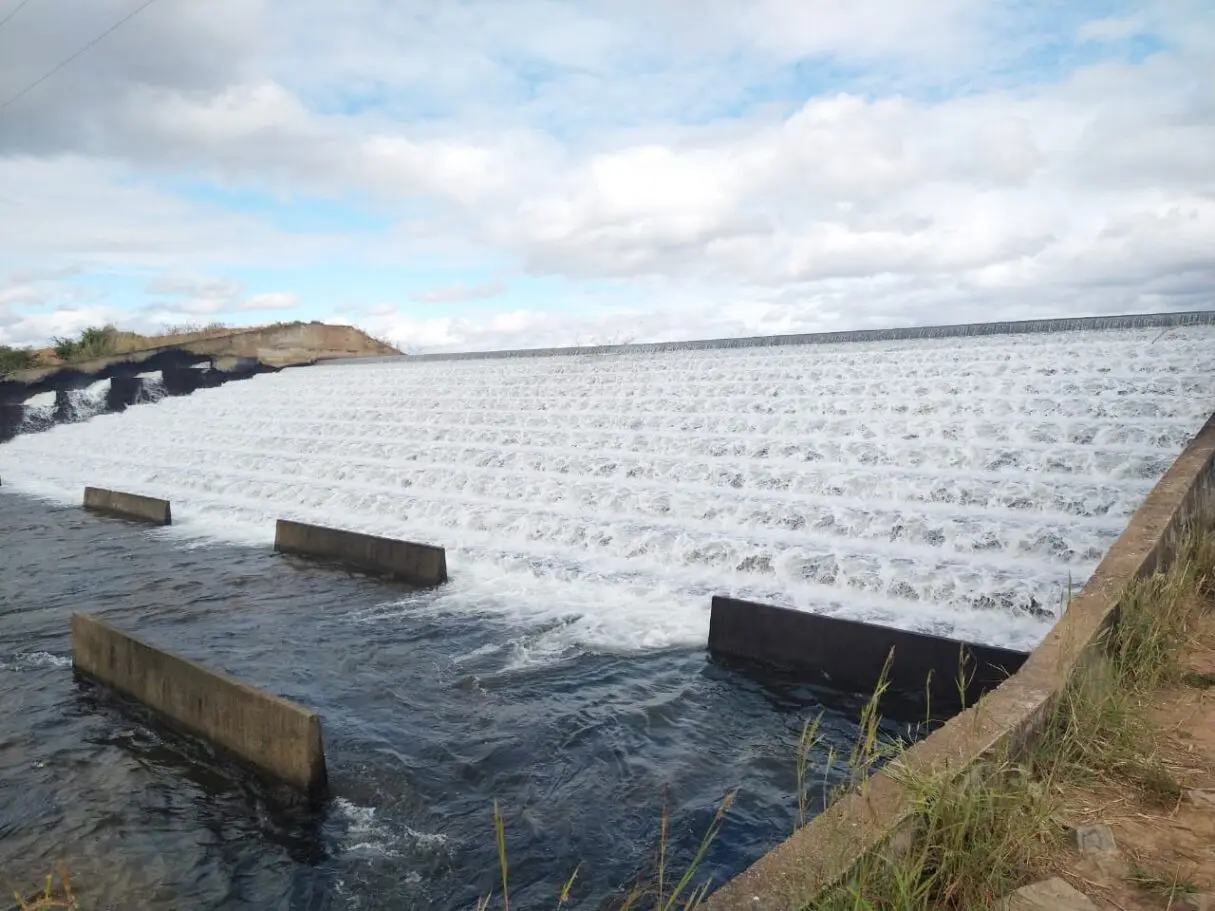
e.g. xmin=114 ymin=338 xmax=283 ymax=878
xmin=1 ymin=316 xmax=1214 ymax=909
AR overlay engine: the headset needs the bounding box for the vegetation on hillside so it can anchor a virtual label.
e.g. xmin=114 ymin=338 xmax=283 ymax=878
xmin=50 ymin=322 xmax=238 ymax=362
xmin=0 ymin=322 xmax=237 ymax=376
xmin=0 ymin=344 xmax=41 ymax=377
xmin=3 ymin=320 xmax=397 ymax=377
xmin=50 ymin=325 xmax=121 ymax=362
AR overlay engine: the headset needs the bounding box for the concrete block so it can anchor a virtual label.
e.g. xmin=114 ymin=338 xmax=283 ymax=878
xmin=274 ymin=518 xmax=447 ymax=587
xmin=71 ymin=613 xmax=327 ymax=797
xmin=83 ymin=486 xmax=172 ymax=526
xmin=707 ymin=596 xmax=1028 ymax=711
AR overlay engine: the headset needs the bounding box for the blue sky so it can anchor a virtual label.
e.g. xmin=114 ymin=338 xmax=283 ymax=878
xmin=0 ymin=0 xmax=1211 ymax=351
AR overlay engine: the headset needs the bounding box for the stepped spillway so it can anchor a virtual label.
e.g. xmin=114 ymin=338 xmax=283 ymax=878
xmin=2 ymin=325 xmax=1214 ymax=655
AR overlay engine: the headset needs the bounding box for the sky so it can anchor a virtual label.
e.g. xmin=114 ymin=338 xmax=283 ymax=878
xmin=0 ymin=0 xmax=1212 ymax=353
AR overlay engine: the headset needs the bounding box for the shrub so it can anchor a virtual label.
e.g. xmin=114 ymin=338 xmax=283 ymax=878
xmin=51 ymin=325 xmax=120 ymax=362
xmin=0 ymin=344 xmax=38 ymax=377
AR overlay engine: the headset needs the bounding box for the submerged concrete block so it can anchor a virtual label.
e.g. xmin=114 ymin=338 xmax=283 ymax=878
xmin=83 ymin=486 xmax=172 ymax=526
xmin=707 ymin=596 xmax=1028 ymax=710
xmin=71 ymin=613 xmax=328 ymax=797
xmin=274 ymin=518 xmax=447 ymax=586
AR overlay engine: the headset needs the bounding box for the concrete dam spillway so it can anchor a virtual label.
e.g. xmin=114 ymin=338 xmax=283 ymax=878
xmin=3 ymin=314 xmax=1215 ymax=909
xmin=3 ymin=319 xmax=1215 ymax=654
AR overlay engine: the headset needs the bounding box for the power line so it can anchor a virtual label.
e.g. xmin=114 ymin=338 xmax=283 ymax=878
xmin=0 ymin=0 xmax=35 ymax=33
xmin=0 ymin=0 xmax=163 ymax=115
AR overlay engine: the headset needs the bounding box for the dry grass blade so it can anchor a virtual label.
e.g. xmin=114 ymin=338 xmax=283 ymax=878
xmin=11 ymin=864 xmax=78 ymax=910
xmin=811 ymin=526 xmax=1215 ymax=911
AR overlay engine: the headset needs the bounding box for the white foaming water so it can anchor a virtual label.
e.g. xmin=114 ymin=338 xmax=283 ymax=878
xmin=0 ymin=650 xmax=73 ymax=672
xmin=20 ymin=380 xmax=113 ymax=430
xmin=3 ymin=327 xmax=1214 ymax=654
xmin=332 ymin=798 xmax=448 ymax=860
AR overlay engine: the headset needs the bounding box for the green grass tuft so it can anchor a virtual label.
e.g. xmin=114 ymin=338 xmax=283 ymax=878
xmin=811 ymin=526 xmax=1215 ymax=910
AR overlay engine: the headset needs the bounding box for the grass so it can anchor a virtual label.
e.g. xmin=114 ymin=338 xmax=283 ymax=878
xmin=50 ymin=325 xmax=122 ymax=362
xmin=6 ymin=320 xmax=396 ymax=375
xmin=0 ymin=345 xmax=42 ymax=377
xmin=10 ymin=865 xmax=78 ymax=910
xmin=48 ymin=323 xmax=240 ymax=363
xmin=813 ymin=527 xmax=1215 ymax=910
xmin=1127 ymin=863 xmax=1201 ymax=904
xmin=477 ymin=789 xmax=738 ymax=911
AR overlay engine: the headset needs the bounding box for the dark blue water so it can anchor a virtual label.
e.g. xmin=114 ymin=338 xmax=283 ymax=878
xmin=0 ymin=491 xmax=906 ymax=910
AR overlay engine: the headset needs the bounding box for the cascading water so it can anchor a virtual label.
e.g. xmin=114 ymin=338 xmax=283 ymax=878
xmin=3 ymin=326 xmax=1214 ymax=655
xmin=2 ymin=323 xmax=1215 ymax=910
xmin=14 ymin=380 xmax=114 ymax=433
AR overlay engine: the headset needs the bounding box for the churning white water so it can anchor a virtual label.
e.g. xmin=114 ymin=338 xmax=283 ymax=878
xmin=3 ymin=327 xmax=1213 ymax=656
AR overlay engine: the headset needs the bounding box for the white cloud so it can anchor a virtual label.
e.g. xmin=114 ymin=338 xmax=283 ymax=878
xmin=0 ymin=0 xmax=1212 ymax=351
xmin=1078 ymin=16 xmax=1147 ymax=42
xmin=239 ymin=291 xmax=299 ymax=311
xmin=410 ymin=280 xmax=505 ymax=303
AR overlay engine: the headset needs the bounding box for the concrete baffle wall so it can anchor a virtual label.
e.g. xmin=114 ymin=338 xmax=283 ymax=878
xmin=71 ymin=613 xmax=328 ymax=797
xmin=274 ymin=518 xmax=448 ymax=586
xmin=708 ymin=596 xmax=1029 ymax=712
xmin=83 ymin=486 xmax=172 ymax=526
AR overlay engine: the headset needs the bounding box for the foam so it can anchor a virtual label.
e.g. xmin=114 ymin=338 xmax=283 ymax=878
xmin=3 ymin=327 xmax=1213 ymax=654
xmin=1 ymin=651 xmax=73 ymax=672
xmin=332 ymin=797 xmax=448 ymax=861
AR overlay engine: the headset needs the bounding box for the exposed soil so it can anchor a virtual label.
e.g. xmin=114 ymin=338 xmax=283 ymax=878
xmin=1049 ymin=607 xmax=1215 ymax=910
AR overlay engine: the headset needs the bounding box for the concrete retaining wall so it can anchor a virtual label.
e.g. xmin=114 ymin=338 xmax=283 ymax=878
xmin=706 ymin=409 xmax=1215 ymax=911
xmin=708 ymin=596 xmax=1028 ymax=712
xmin=71 ymin=613 xmax=328 ymax=796
xmin=274 ymin=518 xmax=447 ymax=586
xmin=83 ymin=486 xmax=172 ymax=526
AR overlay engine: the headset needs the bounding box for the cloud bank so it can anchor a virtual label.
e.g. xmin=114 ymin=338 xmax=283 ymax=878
xmin=0 ymin=0 xmax=1211 ymax=351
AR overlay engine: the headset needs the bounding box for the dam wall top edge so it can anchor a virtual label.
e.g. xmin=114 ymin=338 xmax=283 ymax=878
xmin=317 ymin=308 xmax=1215 ymax=367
